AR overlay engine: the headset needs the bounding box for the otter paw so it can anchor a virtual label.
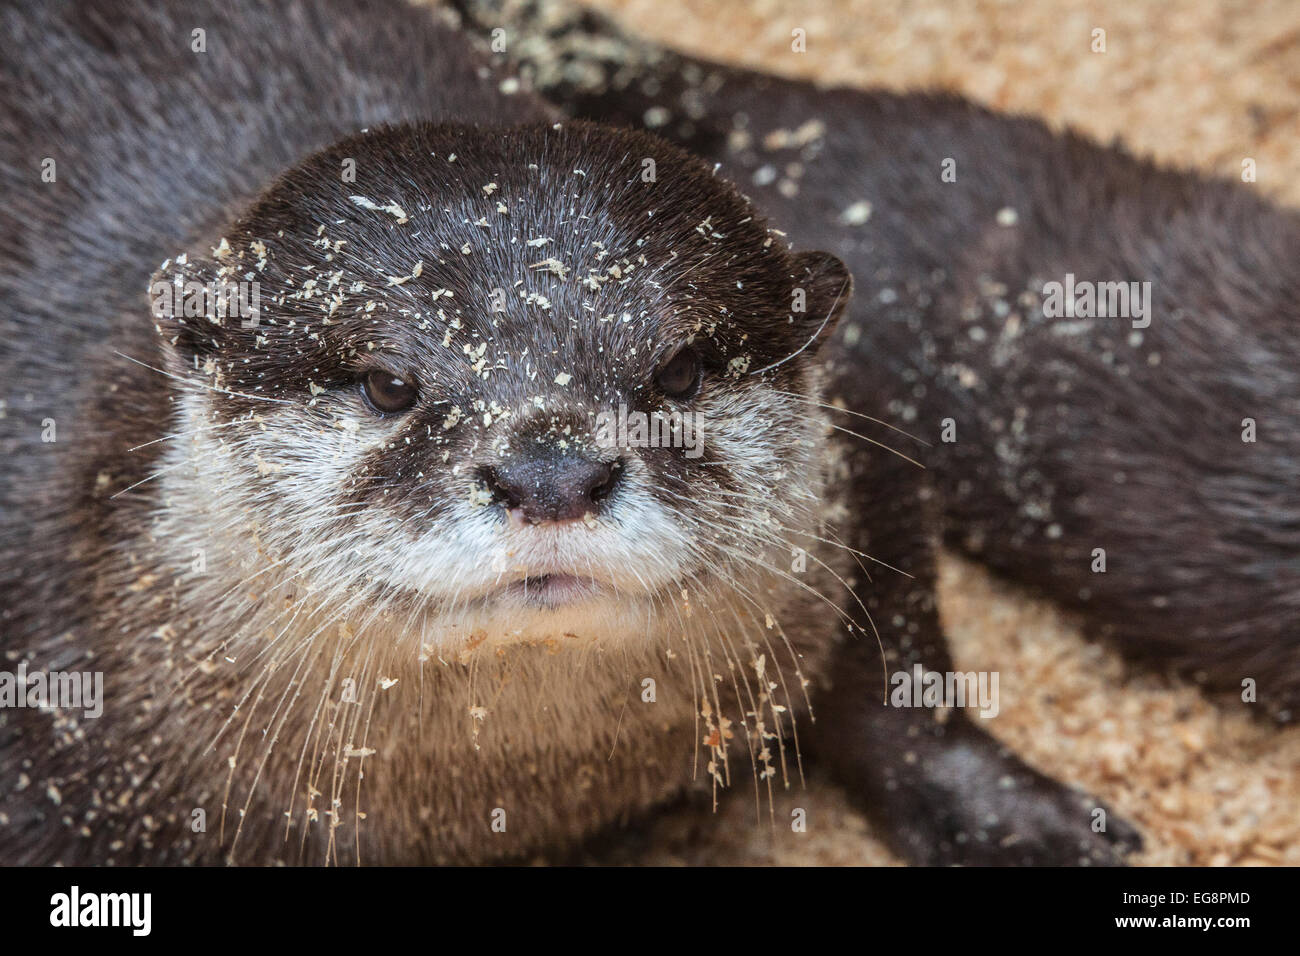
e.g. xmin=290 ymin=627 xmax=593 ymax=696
xmin=871 ymin=733 xmax=1143 ymax=866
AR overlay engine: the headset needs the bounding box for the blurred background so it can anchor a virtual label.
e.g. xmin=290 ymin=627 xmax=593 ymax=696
xmin=542 ymin=0 xmax=1300 ymax=865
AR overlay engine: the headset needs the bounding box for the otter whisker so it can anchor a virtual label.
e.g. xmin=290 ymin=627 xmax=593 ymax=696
xmin=772 ymin=388 xmax=933 ymax=447
xmin=113 ymin=350 xmax=294 ymax=404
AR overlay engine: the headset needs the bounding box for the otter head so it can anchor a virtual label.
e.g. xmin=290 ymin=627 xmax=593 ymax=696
xmin=150 ymin=121 xmax=850 ymax=654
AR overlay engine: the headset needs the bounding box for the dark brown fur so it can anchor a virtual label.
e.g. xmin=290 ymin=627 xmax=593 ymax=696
xmin=6 ymin=0 xmax=1293 ymax=868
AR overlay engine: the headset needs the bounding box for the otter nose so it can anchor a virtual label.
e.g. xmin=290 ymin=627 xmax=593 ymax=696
xmin=480 ymin=455 xmax=621 ymax=524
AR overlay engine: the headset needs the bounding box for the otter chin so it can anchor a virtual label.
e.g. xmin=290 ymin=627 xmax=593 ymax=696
xmin=493 ymin=573 xmax=608 ymax=609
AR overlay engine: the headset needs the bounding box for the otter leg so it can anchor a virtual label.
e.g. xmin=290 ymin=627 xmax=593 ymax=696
xmin=815 ymin=442 xmax=1142 ymax=865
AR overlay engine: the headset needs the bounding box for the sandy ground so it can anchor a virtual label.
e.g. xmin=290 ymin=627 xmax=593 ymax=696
xmin=562 ymin=0 xmax=1300 ymax=866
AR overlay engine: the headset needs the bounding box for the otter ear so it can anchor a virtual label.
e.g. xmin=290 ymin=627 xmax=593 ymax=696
xmin=148 ymin=249 xmax=255 ymax=366
xmin=787 ymin=250 xmax=852 ymax=355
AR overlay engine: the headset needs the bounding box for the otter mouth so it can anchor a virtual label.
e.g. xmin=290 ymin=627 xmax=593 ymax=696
xmin=493 ymin=573 xmax=607 ymax=609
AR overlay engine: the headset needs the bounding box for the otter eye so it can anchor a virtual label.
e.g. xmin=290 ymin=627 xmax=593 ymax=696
xmin=654 ymin=347 xmax=701 ymax=400
xmin=361 ymin=369 xmax=418 ymax=414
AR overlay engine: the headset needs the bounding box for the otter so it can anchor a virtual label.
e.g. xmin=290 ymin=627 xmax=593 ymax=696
xmin=11 ymin=0 xmax=1261 ymax=867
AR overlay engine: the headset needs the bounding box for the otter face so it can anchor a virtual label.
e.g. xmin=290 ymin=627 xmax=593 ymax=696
xmin=152 ymin=122 xmax=848 ymax=648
